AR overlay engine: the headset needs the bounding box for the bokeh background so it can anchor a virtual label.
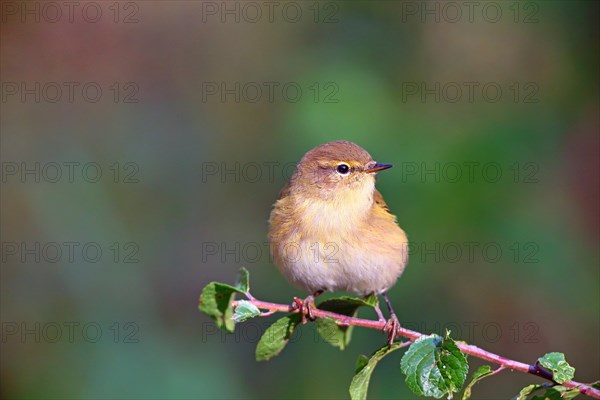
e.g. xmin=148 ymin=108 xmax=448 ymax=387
xmin=1 ymin=1 xmax=598 ymax=399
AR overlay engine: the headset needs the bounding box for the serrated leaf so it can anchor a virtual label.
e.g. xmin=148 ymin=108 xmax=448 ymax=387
xmin=232 ymin=300 xmax=260 ymax=323
xmin=437 ymin=334 xmax=469 ymax=396
xmin=400 ymin=334 xmax=469 ymax=399
xmin=531 ymin=385 xmax=581 ymax=400
xmin=198 ymin=282 xmax=243 ymax=333
xmin=349 ymin=342 xmax=405 ymax=400
xmin=461 ymin=365 xmax=493 ymax=400
xmin=235 ymin=267 xmax=250 ymax=293
xmin=315 ymin=296 xmax=374 ymax=350
xmin=255 ymin=314 xmax=301 ymax=361
xmin=401 ymin=336 xmax=442 ymax=397
xmin=513 ymin=384 xmax=548 ymax=400
xmin=538 ymin=353 xmax=575 ymax=384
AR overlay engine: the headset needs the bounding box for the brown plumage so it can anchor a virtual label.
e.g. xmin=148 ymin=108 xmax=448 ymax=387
xmin=268 ymin=141 xmax=408 ymax=296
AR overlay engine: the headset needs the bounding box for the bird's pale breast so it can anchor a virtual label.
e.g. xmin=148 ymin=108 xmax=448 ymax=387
xmin=269 ymin=190 xmax=408 ymax=295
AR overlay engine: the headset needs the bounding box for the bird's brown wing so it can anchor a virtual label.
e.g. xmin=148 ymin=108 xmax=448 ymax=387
xmin=277 ymin=178 xmax=293 ymax=200
xmin=374 ymin=189 xmax=392 ymax=214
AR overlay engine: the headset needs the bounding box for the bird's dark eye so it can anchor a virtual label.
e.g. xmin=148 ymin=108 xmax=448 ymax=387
xmin=336 ymin=164 xmax=350 ymax=174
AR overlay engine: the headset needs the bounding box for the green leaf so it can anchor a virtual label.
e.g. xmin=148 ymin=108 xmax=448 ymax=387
xmin=198 ymin=282 xmax=243 ymax=333
xmin=349 ymin=342 xmax=406 ymax=400
xmin=355 ymin=354 xmax=370 ymax=373
xmin=514 ymin=384 xmax=547 ymax=400
xmin=362 ymin=293 xmax=378 ymax=308
xmin=400 ymin=334 xmax=469 ymax=399
xmin=319 ymin=296 xmax=377 ymax=313
xmin=315 ymin=296 xmax=374 ymax=350
xmin=530 ymin=385 xmax=581 ymax=400
xmin=232 ymin=300 xmax=260 ymax=323
xmin=316 ymin=317 xmax=350 ymax=349
xmin=461 ymin=365 xmax=493 ymax=400
xmin=256 ymin=314 xmax=302 ymax=361
xmin=512 ymin=383 xmax=580 ymax=400
xmin=537 ymin=353 xmax=575 ymax=384
xmin=437 ymin=333 xmax=469 ymax=397
xmin=235 ymin=267 xmax=250 ymax=293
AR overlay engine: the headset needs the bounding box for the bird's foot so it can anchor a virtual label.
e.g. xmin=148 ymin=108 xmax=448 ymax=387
xmin=292 ymin=295 xmax=317 ymax=324
xmin=383 ymin=313 xmax=400 ymax=345
xmin=374 ymin=302 xmax=400 ymax=345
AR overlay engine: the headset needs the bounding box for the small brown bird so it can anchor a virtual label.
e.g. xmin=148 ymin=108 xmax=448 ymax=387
xmin=268 ymin=140 xmax=408 ymax=342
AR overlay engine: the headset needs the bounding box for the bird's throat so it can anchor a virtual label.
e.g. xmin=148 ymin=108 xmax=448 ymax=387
xmin=296 ymin=185 xmax=374 ymax=237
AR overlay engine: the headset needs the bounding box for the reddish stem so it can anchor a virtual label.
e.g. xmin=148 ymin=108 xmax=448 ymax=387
xmin=232 ymin=298 xmax=600 ymax=398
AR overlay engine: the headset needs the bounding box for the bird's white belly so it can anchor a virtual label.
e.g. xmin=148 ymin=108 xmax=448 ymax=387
xmin=281 ymin=238 xmax=402 ymax=295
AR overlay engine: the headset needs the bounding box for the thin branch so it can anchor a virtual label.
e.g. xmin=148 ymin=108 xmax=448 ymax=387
xmin=232 ymin=298 xmax=600 ymax=399
xmin=491 ymin=365 xmax=506 ymax=376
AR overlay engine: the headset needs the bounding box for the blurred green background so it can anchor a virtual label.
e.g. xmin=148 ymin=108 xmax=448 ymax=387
xmin=1 ymin=1 xmax=598 ymax=399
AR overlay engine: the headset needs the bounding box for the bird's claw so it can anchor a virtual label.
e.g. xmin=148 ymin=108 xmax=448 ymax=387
xmin=383 ymin=314 xmax=400 ymax=345
xmin=292 ymin=295 xmax=316 ymax=324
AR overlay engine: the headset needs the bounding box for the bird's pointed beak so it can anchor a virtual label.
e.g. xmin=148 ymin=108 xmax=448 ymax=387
xmin=365 ymin=163 xmax=393 ymax=173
